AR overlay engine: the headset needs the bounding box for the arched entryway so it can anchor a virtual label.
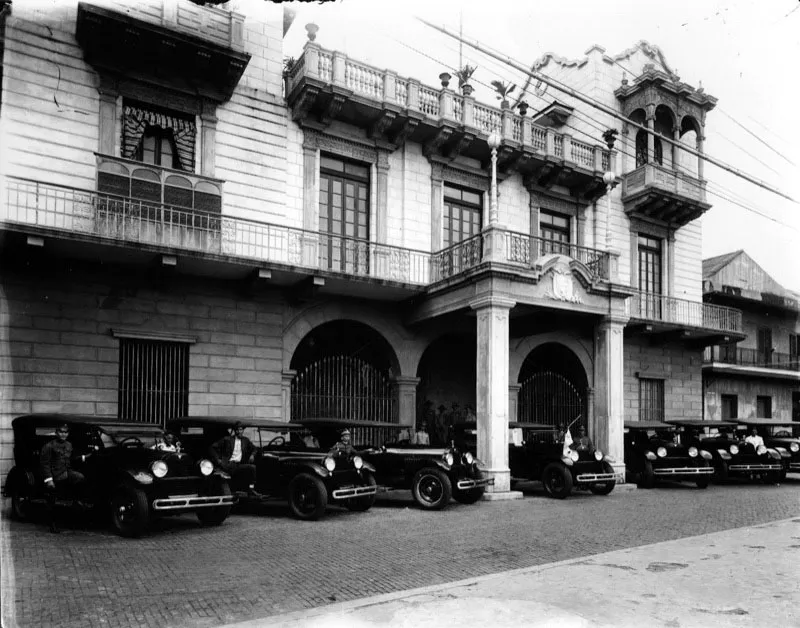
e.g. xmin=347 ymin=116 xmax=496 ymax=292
xmin=289 ymin=320 xmax=400 ymax=444
xmin=517 ymin=342 xmax=588 ymax=434
xmin=416 ymin=333 xmax=477 ymax=445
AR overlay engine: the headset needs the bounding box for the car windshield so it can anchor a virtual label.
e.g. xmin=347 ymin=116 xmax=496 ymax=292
xmin=97 ymin=425 xmax=165 ymax=448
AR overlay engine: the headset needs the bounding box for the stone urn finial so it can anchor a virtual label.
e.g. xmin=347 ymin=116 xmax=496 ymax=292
xmin=305 ymin=22 xmax=319 ymax=41
xmin=439 ymin=72 xmax=452 ymax=89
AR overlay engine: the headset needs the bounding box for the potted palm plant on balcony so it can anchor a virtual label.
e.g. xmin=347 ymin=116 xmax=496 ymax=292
xmin=455 ymin=64 xmax=477 ymax=96
xmin=491 ymin=80 xmax=516 ymax=109
xmin=282 ymin=56 xmax=296 ymax=98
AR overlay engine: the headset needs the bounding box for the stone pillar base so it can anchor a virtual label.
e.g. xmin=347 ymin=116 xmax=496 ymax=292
xmin=484 ymin=468 xmax=512 ymax=493
xmin=482 ymin=490 xmax=525 ymax=501
xmin=610 ymin=462 xmax=627 ymax=483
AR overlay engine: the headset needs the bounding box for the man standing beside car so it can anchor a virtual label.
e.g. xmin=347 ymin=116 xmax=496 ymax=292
xmin=39 ymin=423 xmax=89 ymax=533
xmin=211 ymin=422 xmax=259 ymax=496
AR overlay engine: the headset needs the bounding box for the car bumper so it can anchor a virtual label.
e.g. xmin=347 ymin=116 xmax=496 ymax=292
xmin=152 ymin=494 xmax=236 ymax=511
xmin=455 ymin=477 xmax=495 ymax=490
xmin=788 ymin=462 xmax=800 ymax=471
xmin=330 ymin=485 xmax=378 ymax=500
xmin=653 ymin=467 xmax=714 ymax=477
xmin=574 ymin=472 xmax=617 ymax=483
xmin=727 ymin=463 xmax=782 ymax=472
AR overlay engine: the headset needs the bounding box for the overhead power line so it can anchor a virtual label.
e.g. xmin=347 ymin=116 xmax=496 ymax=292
xmin=416 ymin=17 xmax=798 ymax=205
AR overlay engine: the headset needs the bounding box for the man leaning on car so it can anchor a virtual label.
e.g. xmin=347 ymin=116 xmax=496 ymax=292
xmin=39 ymin=423 xmax=90 ymax=533
xmin=210 ymin=422 xmax=259 ymax=496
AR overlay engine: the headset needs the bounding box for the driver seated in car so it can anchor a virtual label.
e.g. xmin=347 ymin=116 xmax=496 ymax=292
xmin=329 ymin=428 xmax=356 ymax=456
xmin=570 ymin=425 xmax=594 ymax=452
xmin=152 ymin=432 xmax=181 ymax=453
xmin=744 ymin=426 xmax=765 ymax=449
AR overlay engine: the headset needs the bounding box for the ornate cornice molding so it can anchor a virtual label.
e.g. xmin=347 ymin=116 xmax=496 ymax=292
xmin=441 ymin=163 xmax=489 ymax=191
xmin=303 ymin=130 xmax=380 ymax=164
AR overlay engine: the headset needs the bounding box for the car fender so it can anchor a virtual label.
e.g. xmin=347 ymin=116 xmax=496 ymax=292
xmin=559 ymin=456 xmax=574 ymax=467
xmin=361 ymin=460 xmax=376 ymax=474
xmin=4 ymin=467 xmax=35 ymax=496
xmin=296 ymin=461 xmax=329 ymax=479
xmin=767 ymin=449 xmax=782 ymax=460
xmin=123 ymin=468 xmax=155 ymax=485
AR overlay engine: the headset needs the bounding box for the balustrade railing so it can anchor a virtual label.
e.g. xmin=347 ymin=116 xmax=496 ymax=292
xmin=430 ymin=233 xmax=483 ymax=282
xmin=622 ymin=164 xmax=706 ymax=203
xmin=627 ymin=290 xmax=743 ymax=333
xmin=503 ymin=231 xmax=610 ymax=279
xmin=288 ymin=43 xmax=612 ymax=169
xmin=704 ymin=346 xmax=800 ymax=371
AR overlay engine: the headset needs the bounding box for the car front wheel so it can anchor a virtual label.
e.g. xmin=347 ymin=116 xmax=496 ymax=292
xmin=196 ymin=478 xmax=233 ymax=526
xmin=11 ymin=486 xmax=32 ymax=521
xmin=110 ymin=486 xmax=150 ymax=538
xmin=542 ymin=463 xmax=573 ymax=499
xmin=589 ymin=480 xmax=616 ymax=495
xmin=411 ymin=468 xmax=452 ymax=510
xmin=637 ymin=461 xmax=655 ymax=489
xmin=696 ymin=460 xmax=711 ymax=488
xmin=345 ymin=472 xmax=377 ymax=512
xmin=288 ymin=473 xmax=328 ymax=521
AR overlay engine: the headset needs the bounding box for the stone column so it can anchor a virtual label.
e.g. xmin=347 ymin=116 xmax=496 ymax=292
xmin=301 ymin=139 xmax=320 ymax=267
xmin=672 ymin=128 xmax=680 ymax=170
xmin=430 ymin=162 xmax=444 ymax=252
xmin=200 ymin=101 xmax=217 ymax=177
xmin=470 ymin=295 xmax=521 ymax=498
xmin=98 ymin=86 xmax=117 ymax=156
xmin=594 ymin=316 xmax=627 ymax=480
xmin=696 ymin=134 xmax=705 ymax=180
xmin=586 ymin=387 xmax=596 ymax=440
xmin=392 ymin=376 xmax=420 ymax=427
xmin=645 ymin=105 xmax=656 ymax=164
xmin=281 ymin=369 xmax=297 ymax=422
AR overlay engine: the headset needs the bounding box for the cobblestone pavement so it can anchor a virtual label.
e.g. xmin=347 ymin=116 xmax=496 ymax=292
xmin=2 ymin=478 xmax=800 ymax=628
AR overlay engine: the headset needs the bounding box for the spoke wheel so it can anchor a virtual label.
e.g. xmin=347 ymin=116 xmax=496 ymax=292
xmin=110 ymin=486 xmax=150 ymax=538
xmin=345 ymin=472 xmax=377 ymax=512
xmin=196 ymin=478 xmax=233 ymax=526
xmin=288 ymin=473 xmax=328 ymax=521
xmin=412 ymin=468 xmax=452 ymax=510
xmin=542 ymin=462 xmax=573 ymax=499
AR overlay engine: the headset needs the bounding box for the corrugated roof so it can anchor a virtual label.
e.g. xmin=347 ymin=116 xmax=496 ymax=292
xmin=702 ymin=250 xmax=743 ymax=280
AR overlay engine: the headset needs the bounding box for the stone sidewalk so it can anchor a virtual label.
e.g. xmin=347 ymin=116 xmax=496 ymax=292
xmin=226 ymin=517 xmax=800 ymax=628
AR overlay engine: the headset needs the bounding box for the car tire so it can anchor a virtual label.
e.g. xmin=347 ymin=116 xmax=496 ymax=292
xmin=542 ymin=463 xmax=573 ymax=499
xmin=696 ymin=460 xmax=711 ymax=488
xmin=288 ymin=473 xmax=328 ymax=521
xmin=411 ymin=468 xmax=452 ymax=510
xmin=453 ymin=470 xmax=487 ymax=504
xmin=637 ymin=461 xmax=655 ymax=489
xmin=110 ymin=486 xmax=150 ymax=538
xmin=196 ymin=478 xmax=233 ymax=526
xmin=345 ymin=472 xmax=377 ymax=512
xmin=8 ymin=470 xmax=34 ymax=521
xmin=761 ymin=471 xmax=781 ymax=485
xmin=589 ymin=480 xmax=616 ymax=495
xmin=778 ymin=466 xmax=787 ymax=483
xmin=713 ymin=460 xmax=729 ymax=484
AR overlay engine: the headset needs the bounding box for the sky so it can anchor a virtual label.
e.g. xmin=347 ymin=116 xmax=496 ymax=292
xmin=283 ymin=0 xmax=800 ymax=293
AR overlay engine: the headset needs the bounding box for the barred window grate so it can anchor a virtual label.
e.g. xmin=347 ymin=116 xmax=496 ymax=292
xmin=639 ymin=378 xmax=664 ymax=422
xmin=118 ymin=339 xmax=189 ymax=425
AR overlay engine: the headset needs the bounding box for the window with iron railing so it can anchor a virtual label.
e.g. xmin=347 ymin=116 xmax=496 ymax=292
xmin=639 ymin=378 xmax=664 ymax=423
xmin=118 ymin=338 xmax=189 ymax=425
xmin=319 ymin=155 xmax=370 ymax=274
xmin=443 ymin=183 xmax=483 ymax=248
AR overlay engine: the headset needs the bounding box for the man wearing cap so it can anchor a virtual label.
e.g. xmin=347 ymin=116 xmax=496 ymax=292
xmin=329 ymin=428 xmax=356 ymax=456
xmin=211 ymin=422 xmax=259 ymax=496
xmin=39 ymin=423 xmax=89 ymax=533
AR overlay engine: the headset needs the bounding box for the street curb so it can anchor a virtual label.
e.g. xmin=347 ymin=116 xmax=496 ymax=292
xmin=222 ymin=516 xmax=799 ymax=627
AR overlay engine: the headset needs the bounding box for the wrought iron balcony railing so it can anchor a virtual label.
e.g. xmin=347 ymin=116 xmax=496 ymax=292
xmin=3 ymin=177 xmax=614 ymax=288
xmin=627 ymin=290 xmax=743 ymax=334
xmin=288 ymin=44 xmax=611 ymax=172
xmin=704 ymin=346 xmax=800 ymax=371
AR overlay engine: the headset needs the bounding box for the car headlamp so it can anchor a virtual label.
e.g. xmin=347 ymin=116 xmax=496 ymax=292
xmin=151 ymin=461 xmax=168 ymax=478
xmin=353 ymin=455 xmax=364 ymax=470
xmin=700 ymin=450 xmax=712 ymax=460
xmin=199 ymin=459 xmax=214 ymax=476
xmin=569 ymin=450 xmax=579 ymax=462
xmin=729 ymin=444 xmax=739 ymax=455
xmin=790 ymin=443 xmax=799 ymax=453
xmin=688 ymin=447 xmax=698 ymax=458
xmin=756 ymin=445 xmax=767 ymax=455
xmin=324 ymin=456 xmax=336 ymax=472
xmin=594 ymin=450 xmax=603 ymax=461
xmin=464 ymin=452 xmax=474 ymax=465
xmin=656 ymin=447 xmax=667 ymax=458
xmin=645 ymin=451 xmax=657 ymax=461
xmin=443 ymin=453 xmax=454 ymax=466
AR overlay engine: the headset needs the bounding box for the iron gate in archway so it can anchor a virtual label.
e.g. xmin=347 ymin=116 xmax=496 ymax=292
xmin=290 ymin=355 xmax=397 ymax=444
xmin=518 ymin=371 xmax=585 ymax=430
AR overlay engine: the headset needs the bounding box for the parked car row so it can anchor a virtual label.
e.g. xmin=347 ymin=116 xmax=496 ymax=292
xmin=4 ymin=414 xmax=797 ymax=538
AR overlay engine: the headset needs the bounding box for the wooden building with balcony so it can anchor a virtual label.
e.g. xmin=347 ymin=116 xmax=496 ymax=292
xmin=702 ymin=251 xmax=800 ymax=422
xmin=0 ymin=1 xmax=742 ymax=492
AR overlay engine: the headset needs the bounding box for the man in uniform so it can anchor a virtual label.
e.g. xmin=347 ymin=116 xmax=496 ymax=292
xmin=211 ymin=422 xmax=259 ymax=496
xmin=39 ymin=423 xmax=89 ymax=533
xmin=571 ymin=425 xmax=594 ymax=452
xmin=329 ymin=428 xmax=356 ymax=456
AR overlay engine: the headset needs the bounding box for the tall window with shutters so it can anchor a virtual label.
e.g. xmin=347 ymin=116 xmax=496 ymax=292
xmin=639 ymin=378 xmax=665 ymax=422
xmin=118 ymin=339 xmax=189 ymax=425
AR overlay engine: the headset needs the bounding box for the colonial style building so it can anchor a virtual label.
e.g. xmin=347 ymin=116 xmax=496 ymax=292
xmin=0 ymin=0 xmax=743 ymax=493
xmin=703 ymin=251 xmax=800 ymax=421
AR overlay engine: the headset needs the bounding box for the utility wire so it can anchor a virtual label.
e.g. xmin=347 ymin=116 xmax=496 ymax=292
xmin=417 ymin=17 xmax=798 ymax=204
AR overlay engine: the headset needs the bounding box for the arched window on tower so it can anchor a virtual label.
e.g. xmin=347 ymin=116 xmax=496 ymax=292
xmin=635 ymin=130 xmax=664 ymax=167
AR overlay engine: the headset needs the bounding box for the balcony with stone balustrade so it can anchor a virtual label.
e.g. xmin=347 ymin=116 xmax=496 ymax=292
xmin=286 ymin=40 xmax=614 ymax=203
xmin=621 ymin=163 xmax=711 ymax=228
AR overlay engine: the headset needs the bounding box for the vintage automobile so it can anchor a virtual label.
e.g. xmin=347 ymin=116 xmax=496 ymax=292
xmin=667 ymin=419 xmax=783 ymax=484
xmin=507 ymin=422 xmax=617 ymax=498
xmin=623 ymin=421 xmax=714 ymax=488
xmin=3 ymin=414 xmax=235 ymax=537
xmin=735 ymin=418 xmax=799 ymax=480
xmin=169 ymin=416 xmax=379 ymax=521
xmin=359 ymin=422 xmax=493 ymax=510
